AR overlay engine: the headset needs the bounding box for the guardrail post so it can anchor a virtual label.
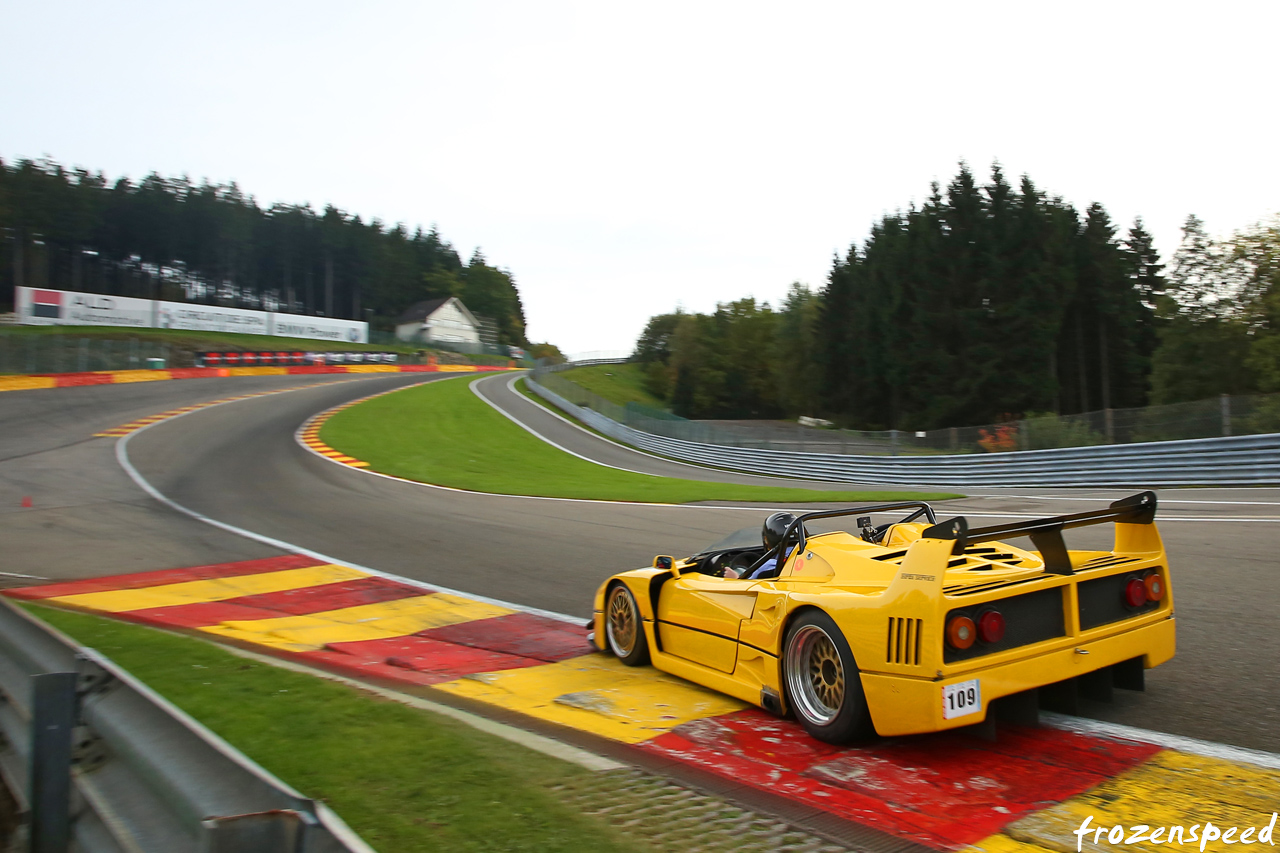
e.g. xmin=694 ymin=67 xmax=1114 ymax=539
xmin=29 ymin=672 xmax=77 ymax=853
xmin=1221 ymin=394 xmax=1231 ymax=437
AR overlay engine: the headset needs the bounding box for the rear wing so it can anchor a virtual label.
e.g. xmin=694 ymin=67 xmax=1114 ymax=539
xmin=921 ymin=491 xmax=1158 ymax=575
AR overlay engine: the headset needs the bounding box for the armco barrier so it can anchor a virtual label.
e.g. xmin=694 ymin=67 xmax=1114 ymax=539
xmin=0 ymin=598 xmax=373 ymax=853
xmin=526 ymin=377 xmax=1280 ymax=487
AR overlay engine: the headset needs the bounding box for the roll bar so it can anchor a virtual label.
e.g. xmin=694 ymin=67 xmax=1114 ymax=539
xmin=751 ymin=501 xmax=939 ymax=573
xmin=751 ymin=492 xmax=1157 ymax=577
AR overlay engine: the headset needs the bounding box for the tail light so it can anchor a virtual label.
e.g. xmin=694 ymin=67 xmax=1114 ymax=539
xmin=1123 ymin=577 xmax=1148 ymax=608
xmin=947 ymin=615 xmax=976 ymax=650
xmin=1144 ymin=572 xmax=1165 ymax=602
xmin=977 ymin=610 xmax=1005 ymax=644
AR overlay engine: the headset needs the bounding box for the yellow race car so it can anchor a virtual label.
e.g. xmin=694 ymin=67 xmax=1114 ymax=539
xmin=591 ymin=493 xmax=1174 ymax=743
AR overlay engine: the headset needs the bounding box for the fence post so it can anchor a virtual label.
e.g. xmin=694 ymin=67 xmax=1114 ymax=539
xmin=30 ymin=671 xmax=78 ymax=853
xmin=1221 ymin=394 xmax=1231 ymax=437
xmin=890 ymin=429 xmax=899 ymax=457
xmin=1104 ymin=408 xmax=1115 ymax=444
xmin=949 ymin=427 xmax=958 ymax=451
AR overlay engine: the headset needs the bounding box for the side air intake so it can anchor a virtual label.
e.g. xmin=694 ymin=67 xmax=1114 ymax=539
xmin=886 ymin=617 xmax=923 ymax=666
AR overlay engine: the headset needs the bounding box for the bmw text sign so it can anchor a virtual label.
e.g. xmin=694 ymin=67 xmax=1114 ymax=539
xmin=269 ymin=316 xmax=368 ymax=344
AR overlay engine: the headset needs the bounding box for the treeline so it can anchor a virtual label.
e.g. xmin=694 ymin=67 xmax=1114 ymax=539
xmin=0 ymin=158 xmax=529 ymax=346
xmin=634 ymin=164 xmax=1280 ymax=428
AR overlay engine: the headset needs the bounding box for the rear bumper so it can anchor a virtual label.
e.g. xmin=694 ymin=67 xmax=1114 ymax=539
xmin=859 ymin=615 xmax=1176 ymax=737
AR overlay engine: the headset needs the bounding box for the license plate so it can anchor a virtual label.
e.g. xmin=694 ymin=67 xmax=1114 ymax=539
xmin=942 ymin=679 xmax=981 ymax=720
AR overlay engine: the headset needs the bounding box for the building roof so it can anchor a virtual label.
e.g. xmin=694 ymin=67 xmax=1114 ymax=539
xmin=394 ymin=298 xmax=450 ymax=325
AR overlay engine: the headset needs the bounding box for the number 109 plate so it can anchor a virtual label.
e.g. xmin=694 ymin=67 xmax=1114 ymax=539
xmin=942 ymin=679 xmax=981 ymax=720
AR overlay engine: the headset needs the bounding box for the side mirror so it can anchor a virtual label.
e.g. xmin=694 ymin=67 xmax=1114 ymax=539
xmin=653 ymin=555 xmax=678 ymax=576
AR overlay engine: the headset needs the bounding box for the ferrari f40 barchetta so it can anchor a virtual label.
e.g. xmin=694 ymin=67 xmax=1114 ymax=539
xmin=591 ymin=493 xmax=1174 ymax=743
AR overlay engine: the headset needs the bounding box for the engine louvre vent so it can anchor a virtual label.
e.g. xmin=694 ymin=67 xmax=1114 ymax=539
xmin=886 ymin=617 xmax=923 ymax=666
xmin=1080 ymin=555 xmax=1141 ymax=570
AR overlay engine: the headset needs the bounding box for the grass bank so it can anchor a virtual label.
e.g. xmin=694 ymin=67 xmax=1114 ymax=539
xmin=556 ymin=363 xmax=666 ymax=409
xmin=320 ymin=376 xmax=959 ymax=503
xmin=22 ymin=603 xmax=646 ymax=853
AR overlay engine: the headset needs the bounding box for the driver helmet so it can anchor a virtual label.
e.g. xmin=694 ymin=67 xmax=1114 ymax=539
xmin=762 ymin=512 xmax=800 ymax=550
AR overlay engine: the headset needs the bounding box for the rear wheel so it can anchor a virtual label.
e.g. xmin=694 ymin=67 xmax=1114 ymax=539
xmin=783 ymin=610 xmax=873 ymax=743
xmin=605 ymin=584 xmax=649 ymax=666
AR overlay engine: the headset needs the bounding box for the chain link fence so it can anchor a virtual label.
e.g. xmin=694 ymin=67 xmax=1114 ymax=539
xmin=0 ymin=333 xmax=172 ymax=374
xmin=0 ymin=331 xmax=526 ymax=373
xmin=533 ymin=361 xmax=1280 ymax=456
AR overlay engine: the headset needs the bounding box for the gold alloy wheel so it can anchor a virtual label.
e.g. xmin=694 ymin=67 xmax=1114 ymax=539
xmin=785 ymin=623 xmax=846 ymax=726
xmin=606 ymin=586 xmax=639 ymax=657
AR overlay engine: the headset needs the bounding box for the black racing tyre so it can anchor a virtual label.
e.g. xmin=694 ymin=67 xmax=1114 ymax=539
xmin=782 ymin=610 xmax=874 ymax=743
xmin=605 ymin=584 xmax=650 ymax=666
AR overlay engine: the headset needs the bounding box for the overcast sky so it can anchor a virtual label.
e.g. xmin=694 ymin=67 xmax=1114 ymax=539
xmin=3 ymin=1 xmax=1277 ymax=356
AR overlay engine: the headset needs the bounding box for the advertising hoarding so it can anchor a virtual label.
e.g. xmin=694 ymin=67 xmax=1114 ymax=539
xmin=157 ymin=302 xmax=270 ymax=335
xmin=270 ymin=315 xmax=368 ymax=344
xmin=16 ymin=287 xmax=153 ymax=328
xmin=14 ymin=288 xmax=369 ymax=344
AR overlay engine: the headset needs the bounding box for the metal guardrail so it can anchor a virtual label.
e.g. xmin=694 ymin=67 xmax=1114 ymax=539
xmin=526 ymin=377 xmax=1280 ymax=486
xmin=0 ymin=599 xmax=375 ymax=853
xmin=534 ymin=357 xmax=627 ymax=373
xmin=536 ymin=360 xmax=1280 ymax=455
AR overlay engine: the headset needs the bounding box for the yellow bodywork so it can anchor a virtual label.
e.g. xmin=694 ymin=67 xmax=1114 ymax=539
xmin=592 ymin=513 xmax=1174 ymax=737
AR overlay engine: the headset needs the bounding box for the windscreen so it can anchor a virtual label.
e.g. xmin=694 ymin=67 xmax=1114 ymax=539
xmin=697 ymin=526 xmax=762 ymax=555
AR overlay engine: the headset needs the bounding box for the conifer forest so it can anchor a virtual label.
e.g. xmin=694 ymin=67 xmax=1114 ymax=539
xmin=633 ymin=165 xmax=1279 ymax=429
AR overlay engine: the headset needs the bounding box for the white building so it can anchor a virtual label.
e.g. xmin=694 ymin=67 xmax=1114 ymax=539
xmin=394 ymin=297 xmax=482 ymax=345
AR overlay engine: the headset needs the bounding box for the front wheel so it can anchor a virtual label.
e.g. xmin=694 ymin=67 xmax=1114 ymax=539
xmin=783 ymin=611 xmax=873 ymax=743
xmin=605 ymin=584 xmax=649 ymax=666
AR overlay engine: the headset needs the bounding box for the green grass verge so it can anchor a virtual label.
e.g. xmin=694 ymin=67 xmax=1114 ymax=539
xmin=320 ymin=376 xmax=959 ymax=503
xmin=557 ymin=363 xmax=666 ymax=409
xmin=21 ymin=603 xmax=648 ymax=853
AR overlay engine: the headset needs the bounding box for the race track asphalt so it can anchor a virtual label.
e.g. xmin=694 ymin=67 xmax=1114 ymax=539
xmin=2 ymin=371 xmax=1277 ymax=753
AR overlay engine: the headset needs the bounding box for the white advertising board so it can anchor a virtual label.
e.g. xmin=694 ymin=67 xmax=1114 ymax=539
xmin=157 ymin=302 xmax=270 ymax=335
xmin=16 ymin=287 xmax=370 ymax=344
xmin=16 ymin=286 xmax=154 ymax=328
xmin=270 ymin=315 xmax=368 ymax=344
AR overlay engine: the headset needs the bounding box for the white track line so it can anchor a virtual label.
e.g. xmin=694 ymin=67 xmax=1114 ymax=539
xmin=493 ymin=373 xmax=842 ymax=484
xmin=1042 ymin=713 xmax=1280 ymax=771
xmin=119 ymin=406 xmax=1280 ymax=772
xmin=950 ymin=511 xmax=1280 ymax=523
xmin=976 ymin=493 xmax=1280 ymax=506
xmin=294 ymin=380 xmax=813 ymax=512
xmin=468 ymin=375 xmax=663 ymax=477
xmin=475 ymin=376 xmax=1280 ymax=524
xmin=107 ymin=376 xmax=1280 ymax=771
xmin=503 ymin=375 xmax=1280 ymax=501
